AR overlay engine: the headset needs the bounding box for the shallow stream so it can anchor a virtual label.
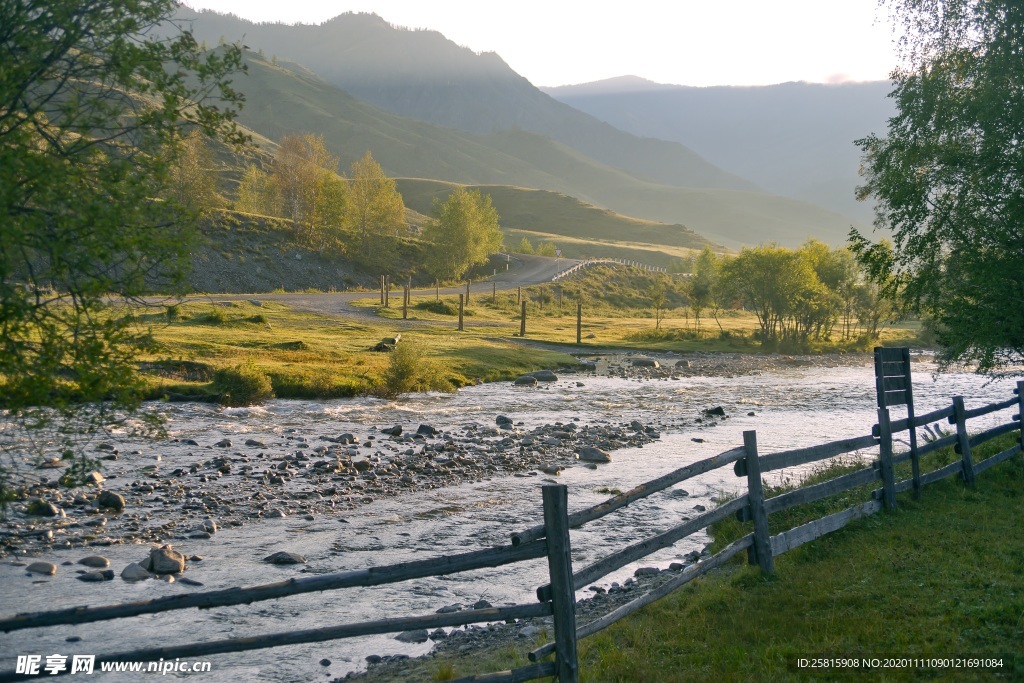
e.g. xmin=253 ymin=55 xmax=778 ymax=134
xmin=0 ymin=353 xmax=1018 ymax=681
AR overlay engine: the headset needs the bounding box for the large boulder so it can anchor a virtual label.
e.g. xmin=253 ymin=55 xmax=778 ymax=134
xmin=577 ymin=447 xmax=612 ymax=463
xmin=26 ymin=499 xmax=61 ymax=517
xmin=97 ymin=490 xmax=125 ymax=511
xmin=141 ymin=545 xmax=185 ymax=575
xmin=513 ymin=375 xmax=538 ymax=387
xmin=632 ymin=358 xmax=660 ymax=368
xmin=529 ymin=370 xmax=559 ymax=382
xmin=263 ymin=551 xmax=306 ymax=565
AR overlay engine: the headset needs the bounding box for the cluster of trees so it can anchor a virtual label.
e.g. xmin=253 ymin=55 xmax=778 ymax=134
xmin=511 ymin=236 xmax=560 ymax=257
xmin=236 ymin=136 xmax=405 ymax=269
xmin=678 ymin=242 xmax=892 ymax=349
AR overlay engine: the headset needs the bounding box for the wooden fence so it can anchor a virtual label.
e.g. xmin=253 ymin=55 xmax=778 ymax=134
xmin=1 ymin=381 xmax=1021 ymax=682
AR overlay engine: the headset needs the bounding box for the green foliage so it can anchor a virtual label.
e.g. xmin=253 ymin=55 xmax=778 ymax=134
xmin=375 ymin=342 xmax=452 ymax=399
xmin=513 ymin=236 xmax=534 ymax=254
xmin=167 ymin=130 xmax=221 ymax=212
xmin=853 ymin=0 xmax=1024 ymax=372
xmin=423 ymin=188 xmax=504 ymax=281
xmin=213 ymin=361 xmax=275 ymax=406
xmin=345 ymin=151 xmax=406 ymax=269
xmin=0 ymin=0 xmax=245 ymax=486
xmin=535 ymin=241 xmax=558 ymax=257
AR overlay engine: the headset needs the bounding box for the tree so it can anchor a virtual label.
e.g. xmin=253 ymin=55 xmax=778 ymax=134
xmin=536 ymin=242 xmax=559 ymax=257
xmin=649 ymin=279 xmax=669 ymax=330
xmin=423 ymin=188 xmax=503 ymax=281
xmin=167 ymin=130 xmax=221 ymax=212
xmin=236 ymin=164 xmax=281 ymax=216
xmin=344 ymin=151 xmax=405 ymax=266
xmin=689 ymin=247 xmax=718 ymax=333
xmin=852 ymin=0 xmax=1024 ymax=371
xmin=271 ymin=133 xmax=346 ymax=248
xmin=514 ymin=236 xmax=534 ymax=254
xmin=0 ymin=1 xmax=246 ymax=485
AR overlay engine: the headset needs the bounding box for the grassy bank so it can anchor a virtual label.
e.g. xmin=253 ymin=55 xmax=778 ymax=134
xmin=135 ymin=300 xmax=575 ymax=401
xmin=375 ymin=433 xmax=1023 ymax=682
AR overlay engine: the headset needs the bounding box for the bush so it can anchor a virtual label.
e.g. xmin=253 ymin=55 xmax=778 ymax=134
xmin=375 ymin=343 xmax=451 ymax=399
xmin=212 ymin=361 xmax=274 ymax=406
xmin=166 ymin=304 xmax=181 ymax=321
xmin=197 ymin=308 xmax=227 ymax=325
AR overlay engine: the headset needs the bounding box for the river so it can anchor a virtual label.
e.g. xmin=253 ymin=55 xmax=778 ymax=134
xmin=0 ymin=353 xmax=1019 ymax=681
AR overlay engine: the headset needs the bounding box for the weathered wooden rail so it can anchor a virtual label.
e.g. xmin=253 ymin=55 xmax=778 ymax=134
xmin=1 ymin=381 xmax=1021 ymax=683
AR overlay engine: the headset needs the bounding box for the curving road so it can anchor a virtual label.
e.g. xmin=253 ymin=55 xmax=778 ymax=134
xmin=176 ymin=254 xmax=582 ymax=321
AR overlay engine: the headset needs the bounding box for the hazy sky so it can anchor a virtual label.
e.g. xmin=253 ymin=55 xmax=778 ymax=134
xmin=182 ymin=1 xmax=900 ymax=88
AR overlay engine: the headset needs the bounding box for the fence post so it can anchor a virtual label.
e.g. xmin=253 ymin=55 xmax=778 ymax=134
xmin=380 ymin=275 xmax=385 ymax=305
xmin=458 ymin=294 xmax=464 ymax=332
xmin=384 ymin=276 xmax=390 ymax=308
xmin=877 ymin=408 xmax=897 ymax=510
xmin=492 ymin=281 xmax=496 ymax=304
xmin=952 ymin=396 xmax=977 ymax=485
xmin=466 ymin=280 xmax=471 ymax=305
xmin=517 ymin=286 xmax=522 ymax=305
xmin=576 ymin=302 xmax=582 ymax=344
xmin=1017 ymin=381 xmax=1024 ymax=445
xmin=520 ymin=300 xmax=527 ymax=337
xmin=743 ymin=430 xmax=774 ymax=575
xmin=542 ymin=485 xmax=579 ymax=683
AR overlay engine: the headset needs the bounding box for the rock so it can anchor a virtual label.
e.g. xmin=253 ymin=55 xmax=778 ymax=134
xmin=201 ymin=518 xmax=217 ymax=534
xmin=143 ymin=545 xmax=186 ymax=574
xmin=539 ymin=464 xmax=562 ymax=475
xmin=747 ymin=411 xmax=756 ymax=417
xmin=263 ymin=551 xmax=306 ymax=565
xmin=669 ymin=562 xmax=685 ymax=571
xmin=703 ymin=406 xmax=727 ymax=417
xmin=518 ymin=625 xmax=540 ymax=639
xmin=429 ymin=629 xmax=447 ymax=641
xmin=691 ymin=438 xmax=705 ymax=443
xmin=319 ymin=659 xmax=331 ymax=667
xmin=77 ymin=570 xmax=114 ymax=582
xmin=83 ymin=471 xmax=105 ymax=485
xmin=26 ymin=499 xmax=61 ymax=517
xmin=97 ymin=490 xmax=125 ymax=511
xmin=436 ymin=604 xmax=461 ymax=614
xmin=336 ymin=433 xmax=357 ymax=445
xmin=244 ymin=439 xmax=266 ymax=448
xmin=365 ymin=655 xmax=382 ymax=665
xmin=120 ymin=563 xmax=152 ymax=581
xmin=473 ymin=599 xmax=493 ymax=610
xmin=675 ymin=360 xmax=692 ymax=368
xmin=634 ymin=567 xmax=660 ymax=577
xmin=495 ymin=415 xmax=513 ymax=427
xmin=380 ymin=425 xmax=402 ymax=436
xmin=577 ymin=447 xmax=612 ymax=463
xmin=513 ymin=375 xmax=538 ymax=386
xmin=693 ymin=504 xmax=707 ymax=512
xmin=632 ymin=358 xmax=660 ymax=368
xmin=178 ymin=577 xmax=204 ymax=586
xmin=214 ymin=439 xmax=232 ymax=448
xmin=672 ymin=489 xmax=690 ymax=498
xmin=78 ymin=555 xmax=110 ymax=568
xmin=26 ymin=561 xmax=56 ymax=576
xmin=579 ymin=362 xmax=598 ymax=371
xmin=265 ymin=508 xmax=287 ymax=518
xmin=529 ymin=370 xmax=558 ymax=382
xmin=416 ymin=424 xmax=438 ymax=437
xmin=394 ymin=629 xmax=429 ymax=644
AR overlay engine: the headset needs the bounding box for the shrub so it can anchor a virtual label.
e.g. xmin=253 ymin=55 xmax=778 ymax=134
xmin=197 ymin=308 xmax=227 ymax=324
xmin=375 ymin=343 xmax=452 ymax=399
xmin=166 ymin=304 xmax=181 ymax=321
xmin=212 ymin=361 xmax=274 ymax=406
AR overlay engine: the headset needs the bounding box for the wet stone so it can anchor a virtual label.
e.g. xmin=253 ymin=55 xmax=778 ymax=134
xmin=26 ymin=562 xmax=57 ymax=576
xmin=77 ymin=555 xmax=110 ymax=568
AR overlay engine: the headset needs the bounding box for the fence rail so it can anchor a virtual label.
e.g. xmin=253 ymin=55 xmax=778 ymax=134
xmin=2 ymin=379 xmax=1021 ymax=683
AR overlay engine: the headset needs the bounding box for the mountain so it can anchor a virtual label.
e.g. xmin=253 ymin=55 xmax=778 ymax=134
xmin=227 ymin=52 xmax=860 ymax=249
xmin=175 ymin=7 xmax=756 ymax=193
xmin=544 ymin=79 xmax=896 ymax=223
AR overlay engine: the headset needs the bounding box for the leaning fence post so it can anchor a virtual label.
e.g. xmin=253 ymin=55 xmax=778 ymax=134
xmin=877 ymin=408 xmax=897 ymax=510
xmin=541 ymin=485 xmax=579 ymax=683
xmin=951 ymin=396 xmax=977 ymax=485
xmin=742 ymin=431 xmax=774 ymax=575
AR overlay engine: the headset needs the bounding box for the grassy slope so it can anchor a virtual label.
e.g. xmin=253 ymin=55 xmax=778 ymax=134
xmin=232 ymin=52 xmax=862 ymax=249
xmin=396 ymin=179 xmax=720 ymax=258
xmin=372 ymin=435 xmax=1023 ymax=682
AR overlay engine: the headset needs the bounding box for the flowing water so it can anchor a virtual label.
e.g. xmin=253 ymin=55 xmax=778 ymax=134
xmin=1 ymin=354 xmax=1018 ymax=681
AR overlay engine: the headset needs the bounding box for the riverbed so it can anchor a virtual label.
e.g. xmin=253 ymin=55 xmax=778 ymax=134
xmin=0 ymin=352 xmax=1018 ymax=681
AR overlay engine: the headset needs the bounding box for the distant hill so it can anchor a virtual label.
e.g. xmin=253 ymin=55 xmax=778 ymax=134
xmin=227 ymin=52 xmax=861 ymax=248
xmin=175 ymin=7 xmax=757 ymax=193
xmin=544 ymin=78 xmax=896 ymax=224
